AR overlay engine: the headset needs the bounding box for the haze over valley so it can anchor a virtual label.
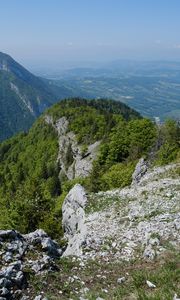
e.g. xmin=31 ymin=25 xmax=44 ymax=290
xmin=39 ymin=60 xmax=180 ymax=121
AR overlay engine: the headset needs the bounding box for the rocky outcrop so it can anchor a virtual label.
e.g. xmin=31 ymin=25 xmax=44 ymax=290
xmin=0 ymin=163 xmax=179 ymax=298
xmin=62 ymin=184 xmax=88 ymax=256
xmin=0 ymin=229 xmax=62 ymax=299
xmin=61 ymin=163 xmax=180 ymax=262
xmin=45 ymin=115 xmax=101 ymax=180
xmin=132 ymin=157 xmax=148 ymax=184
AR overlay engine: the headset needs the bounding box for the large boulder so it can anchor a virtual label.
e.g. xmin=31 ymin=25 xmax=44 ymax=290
xmin=62 ymin=184 xmax=88 ymax=256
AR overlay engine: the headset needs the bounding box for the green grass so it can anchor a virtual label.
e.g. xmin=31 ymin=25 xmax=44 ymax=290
xmin=86 ymin=193 xmax=124 ymax=213
xmin=24 ymin=251 xmax=180 ymax=300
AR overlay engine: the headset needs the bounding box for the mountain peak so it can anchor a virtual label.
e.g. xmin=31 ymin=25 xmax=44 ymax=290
xmin=0 ymin=51 xmax=12 ymax=71
xmin=0 ymin=51 xmax=12 ymax=59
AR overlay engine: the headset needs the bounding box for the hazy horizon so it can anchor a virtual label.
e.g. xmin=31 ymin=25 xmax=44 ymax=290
xmin=1 ymin=0 xmax=180 ymax=70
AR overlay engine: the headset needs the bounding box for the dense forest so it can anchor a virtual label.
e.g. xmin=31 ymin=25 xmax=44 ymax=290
xmin=0 ymin=52 xmax=69 ymax=141
xmin=0 ymin=98 xmax=179 ymax=238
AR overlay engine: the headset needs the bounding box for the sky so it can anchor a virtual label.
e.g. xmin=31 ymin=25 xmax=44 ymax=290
xmin=1 ymin=0 xmax=180 ymax=69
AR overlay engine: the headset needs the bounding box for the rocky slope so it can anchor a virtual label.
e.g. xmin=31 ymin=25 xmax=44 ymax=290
xmin=0 ymin=161 xmax=179 ymax=299
xmin=0 ymin=229 xmax=62 ymax=299
xmin=63 ymin=161 xmax=180 ymax=263
xmin=45 ymin=115 xmax=100 ymax=180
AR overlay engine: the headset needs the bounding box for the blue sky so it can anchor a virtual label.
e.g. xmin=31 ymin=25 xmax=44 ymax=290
xmin=1 ymin=0 xmax=180 ymax=67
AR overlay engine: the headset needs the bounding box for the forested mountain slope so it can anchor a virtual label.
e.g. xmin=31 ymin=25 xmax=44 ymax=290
xmin=0 ymin=98 xmax=179 ymax=299
xmin=0 ymin=52 xmax=70 ymax=141
xmin=0 ymin=98 xmax=179 ymax=239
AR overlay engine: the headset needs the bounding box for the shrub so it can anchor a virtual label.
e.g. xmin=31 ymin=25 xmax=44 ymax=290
xmin=100 ymin=162 xmax=136 ymax=190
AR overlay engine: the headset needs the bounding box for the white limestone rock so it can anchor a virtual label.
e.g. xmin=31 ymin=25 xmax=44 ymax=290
xmin=146 ymin=280 xmax=156 ymax=288
xmin=81 ymin=162 xmax=180 ymax=261
xmin=45 ymin=116 xmax=101 ymax=180
xmin=132 ymin=158 xmax=148 ymax=184
xmin=62 ymin=184 xmax=88 ymax=256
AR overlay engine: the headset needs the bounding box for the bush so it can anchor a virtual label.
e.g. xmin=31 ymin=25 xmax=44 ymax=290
xmin=155 ymin=119 xmax=180 ymax=165
xmin=100 ymin=162 xmax=136 ymax=190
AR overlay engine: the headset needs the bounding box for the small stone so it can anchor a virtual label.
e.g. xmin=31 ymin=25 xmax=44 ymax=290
xmin=2 ymin=251 xmax=13 ymax=262
xmin=174 ymin=220 xmax=180 ymax=230
xmin=73 ymin=275 xmax=80 ymax=280
xmin=34 ymin=296 xmax=42 ymax=300
xmin=143 ymin=245 xmax=156 ymax=260
xmin=112 ymin=242 xmax=117 ymax=248
xmin=14 ymin=271 xmax=24 ymax=285
xmin=117 ymin=277 xmax=126 ymax=284
xmin=148 ymin=238 xmax=160 ymax=246
xmin=166 ymin=192 xmax=172 ymax=197
xmin=68 ymin=277 xmax=75 ymax=283
xmin=0 ymin=287 xmax=9 ymax=296
xmin=80 ymin=287 xmax=89 ymax=294
xmin=146 ymin=280 xmax=156 ymax=288
xmin=102 ymin=288 xmax=108 ymax=293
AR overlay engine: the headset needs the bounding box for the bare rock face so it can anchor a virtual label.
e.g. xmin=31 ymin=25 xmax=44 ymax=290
xmin=132 ymin=158 xmax=148 ymax=184
xmin=45 ymin=115 xmax=101 ymax=180
xmin=62 ymin=184 xmax=88 ymax=256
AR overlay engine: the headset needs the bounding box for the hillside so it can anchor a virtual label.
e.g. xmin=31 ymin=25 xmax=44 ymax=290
xmin=0 ymin=98 xmax=179 ymax=299
xmin=0 ymin=161 xmax=179 ymax=299
xmin=0 ymin=97 xmax=179 ymax=234
xmin=53 ymin=162 xmax=179 ymax=299
xmin=0 ymin=98 xmax=153 ymax=233
xmin=0 ymin=52 xmax=71 ymax=141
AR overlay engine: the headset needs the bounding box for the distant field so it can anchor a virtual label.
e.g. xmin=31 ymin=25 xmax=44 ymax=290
xmin=42 ymin=61 xmax=180 ymax=121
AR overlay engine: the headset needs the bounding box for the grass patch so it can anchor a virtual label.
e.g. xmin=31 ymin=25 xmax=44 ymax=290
xmin=86 ymin=193 xmax=122 ymax=213
xmin=24 ymin=251 xmax=180 ymax=299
